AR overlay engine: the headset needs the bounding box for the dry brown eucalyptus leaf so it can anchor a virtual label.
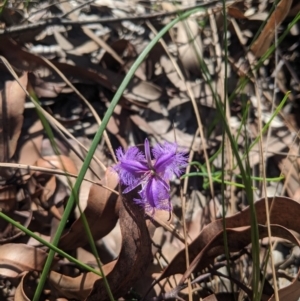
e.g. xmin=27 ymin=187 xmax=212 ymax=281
xmin=34 ymin=155 xmax=78 ymax=175
xmin=17 ymin=118 xmax=43 ymax=166
xmin=29 ymin=75 xmax=67 ymax=98
xmin=59 ymin=168 xmax=120 ymax=250
xmin=33 ymin=155 xmax=78 ymax=195
xmin=48 ymin=261 xmax=116 ymax=300
xmin=51 ymin=192 xmax=170 ymax=299
xmin=99 ymin=67 xmax=163 ymax=103
xmin=156 ymin=224 xmax=299 ymax=300
xmin=180 ymin=224 xmax=298 ymax=284
xmin=29 ymin=155 xmax=77 ymax=212
xmin=0 ymin=244 xmax=51 ymax=278
xmin=0 ymin=38 xmax=138 ymax=103
xmin=106 ymin=110 xmax=128 ymax=149
xmin=157 ymin=197 xmax=300 ymax=301
xmin=227 ymin=6 xmax=246 ymax=19
xmin=251 ymin=0 xmax=293 ymax=57
xmin=0 ymin=38 xmax=113 ymax=90
xmin=130 ymin=114 xmax=158 ymax=136
xmin=147 ymin=209 xmax=174 ymax=238
xmin=87 ymin=189 xmax=152 ymax=300
xmin=160 ymin=197 xmax=299 ymax=279
xmin=0 ymin=72 xmax=27 ymax=162
xmin=49 ymin=271 xmax=103 ymax=300
xmin=14 ymin=272 xmax=34 ymax=301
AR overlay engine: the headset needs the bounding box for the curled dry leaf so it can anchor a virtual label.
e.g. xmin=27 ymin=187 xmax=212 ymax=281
xmin=0 ymin=38 xmax=155 ymax=104
xmin=0 ymin=72 xmax=27 ymax=163
xmin=181 ymin=225 xmax=298 ymax=284
xmin=50 ymin=173 xmax=172 ymax=300
xmin=33 ymin=155 xmax=78 ymax=176
xmin=87 ymin=187 xmax=152 ymax=300
xmin=27 ymin=155 xmax=78 ymax=223
xmin=268 ymin=274 xmax=300 ymax=301
xmin=157 ymin=197 xmax=300 ymax=301
xmin=14 ymin=272 xmax=34 ymax=301
xmin=28 ymin=174 xmax=64 ymax=227
xmin=49 ymin=261 xmax=116 ymax=300
xmin=30 ymin=155 xmax=77 ymax=208
xmin=0 ymin=244 xmax=52 ymax=278
xmin=58 ymin=168 xmax=120 ymax=250
xmin=50 ymin=172 xmax=153 ymax=300
xmin=251 ymin=0 xmax=293 ymax=57
xmin=160 ymin=197 xmax=299 ymax=279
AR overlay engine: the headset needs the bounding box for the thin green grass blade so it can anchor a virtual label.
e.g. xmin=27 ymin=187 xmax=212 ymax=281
xmin=229 ymin=12 xmax=300 ymax=105
xmin=180 ymin=5 xmax=259 ymax=296
xmin=32 ymin=6 xmax=206 ymax=301
xmin=182 ymin=9 xmax=297 ymax=298
xmin=195 ymin=45 xmax=260 ymax=301
xmin=219 ymin=1 xmax=236 ymax=297
xmin=34 ymin=92 xmax=105 ymax=296
xmin=27 ymin=90 xmax=110 ymax=301
xmin=242 ymin=113 xmax=260 ymax=301
xmin=0 ymin=57 xmax=106 ymax=285
xmin=0 ymin=211 xmax=102 ymax=276
xmin=249 ymin=0 xmax=280 ymax=48
xmin=243 ymin=93 xmax=289 ymax=159
xmin=224 ymin=12 xmax=300 ymax=294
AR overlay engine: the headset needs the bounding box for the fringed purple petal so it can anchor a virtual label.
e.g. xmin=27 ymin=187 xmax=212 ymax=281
xmin=123 ymin=173 xmax=150 ymax=194
xmin=116 ymin=146 xmax=145 ymax=162
xmin=119 ymin=159 xmax=149 ymax=174
xmin=153 ymin=141 xmax=188 ymax=179
xmin=114 ymin=139 xmax=187 ymax=213
xmin=114 ymin=146 xmax=149 ymax=190
xmin=113 ymin=164 xmax=140 ymax=190
xmin=137 ymin=177 xmax=170 ymax=211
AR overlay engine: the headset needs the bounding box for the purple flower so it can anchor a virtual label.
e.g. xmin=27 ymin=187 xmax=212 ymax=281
xmin=114 ymin=139 xmax=188 ymax=213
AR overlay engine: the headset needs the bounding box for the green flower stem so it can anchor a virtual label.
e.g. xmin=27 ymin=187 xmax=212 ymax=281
xmin=32 ymin=6 xmax=205 ymax=301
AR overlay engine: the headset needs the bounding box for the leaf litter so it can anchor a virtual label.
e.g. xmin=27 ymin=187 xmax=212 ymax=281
xmin=0 ymin=1 xmax=299 ymax=300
